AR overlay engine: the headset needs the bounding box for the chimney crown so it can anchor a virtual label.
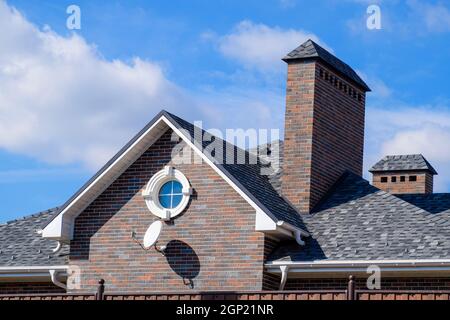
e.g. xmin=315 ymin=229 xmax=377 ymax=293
xmin=283 ymin=39 xmax=371 ymax=92
xmin=370 ymin=154 xmax=437 ymax=175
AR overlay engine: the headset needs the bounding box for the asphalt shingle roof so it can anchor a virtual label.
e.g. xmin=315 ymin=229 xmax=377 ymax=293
xmin=268 ymin=171 xmax=450 ymax=262
xmin=283 ymin=39 xmax=371 ymax=92
xmin=370 ymin=154 xmax=438 ymax=174
xmin=0 ymin=209 xmax=69 ymax=267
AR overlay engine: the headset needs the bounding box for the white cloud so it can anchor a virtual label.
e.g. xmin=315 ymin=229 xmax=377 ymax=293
xmin=0 ymin=1 xmax=199 ymax=170
xmin=215 ymin=21 xmax=327 ymax=72
xmin=0 ymin=4 xmax=296 ymax=171
xmin=365 ymin=105 xmax=450 ymax=191
xmin=407 ymin=0 xmax=450 ymax=33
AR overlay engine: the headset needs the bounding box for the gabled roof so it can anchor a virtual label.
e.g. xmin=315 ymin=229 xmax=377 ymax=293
xmin=42 ymin=110 xmax=306 ymax=240
xmin=0 ymin=209 xmax=68 ymax=267
xmin=283 ymin=39 xmax=371 ymax=92
xmin=370 ymin=154 xmax=438 ymax=175
xmin=268 ymin=171 xmax=450 ymax=263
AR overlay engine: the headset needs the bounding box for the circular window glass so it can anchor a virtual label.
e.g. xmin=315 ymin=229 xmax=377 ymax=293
xmin=158 ymin=180 xmax=183 ymax=209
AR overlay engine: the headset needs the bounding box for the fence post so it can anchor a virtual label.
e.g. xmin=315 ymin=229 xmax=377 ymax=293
xmin=347 ymin=275 xmax=355 ymax=301
xmin=96 ymin=279 xmax=105 ymax=301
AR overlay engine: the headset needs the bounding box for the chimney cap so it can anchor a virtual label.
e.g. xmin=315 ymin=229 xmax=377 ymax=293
xmin=283 ymin=39 xmax=371 ymax=92
xmin=369 ymin=154 xmax=438 ymax=175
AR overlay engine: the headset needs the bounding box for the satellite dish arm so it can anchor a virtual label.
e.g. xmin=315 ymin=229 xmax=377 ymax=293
xmin=131 ymin=230 xmax=166 ymax=255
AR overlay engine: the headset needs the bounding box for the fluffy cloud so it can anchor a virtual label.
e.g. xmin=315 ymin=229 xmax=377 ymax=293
xmin=216 ymin=21 xmax=327 ymax=72
xmin=0 ymin=1 xmax=199 ymax=170
xmin=0 ymin=4 xmax=326 ymax=172
xmin=365 ymin=106 xmax=450 ymax=191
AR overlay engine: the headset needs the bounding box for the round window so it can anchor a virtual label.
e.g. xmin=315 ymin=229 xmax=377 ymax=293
xmin=158 ymin=180 xmax=183 ymax=209
xmin=142 ymin=166 xmax=192 ymax=220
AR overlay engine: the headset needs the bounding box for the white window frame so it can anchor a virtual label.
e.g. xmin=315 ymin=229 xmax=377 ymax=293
xmin=142 ymin=166 xmax=192 ymax=220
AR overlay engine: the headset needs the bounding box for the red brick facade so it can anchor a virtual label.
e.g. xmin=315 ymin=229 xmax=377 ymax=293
xmin=282 ymin=60 xmax=366 ymax=213
xmin=69 ymin=129 xmax=267 ymax=293
xmin=373 ymin=171 xmax=434 ymax=194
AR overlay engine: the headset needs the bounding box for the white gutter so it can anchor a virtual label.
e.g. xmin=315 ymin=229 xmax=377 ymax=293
xmin=49 ymin=269 xmax=67 ymax=290
xmin=0 ymin=266 xmax=69 ymax=282
xmin=266 ymin=259 xmax=450 ymax=274
xmin=276 ymin=221 xmax=309 ymax=245
xmin=0 ymin=266 xmax=68 ymax=272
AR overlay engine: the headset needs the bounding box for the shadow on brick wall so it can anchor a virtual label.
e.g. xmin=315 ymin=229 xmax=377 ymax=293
xmin=164 ymin=240 xmax=200 ymax=289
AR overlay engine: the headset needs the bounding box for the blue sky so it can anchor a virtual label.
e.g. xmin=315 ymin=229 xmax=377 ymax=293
xmin=1 ymin=0 xmax=450 ymax=222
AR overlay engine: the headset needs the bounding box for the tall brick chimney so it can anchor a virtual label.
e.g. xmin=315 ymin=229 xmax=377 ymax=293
xmin=281 ymin=40 xmax=371 ymax=213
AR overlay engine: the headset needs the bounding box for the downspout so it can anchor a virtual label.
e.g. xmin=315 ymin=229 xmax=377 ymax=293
xmin=279 ymin=265 xmax=289 ymax=290
xmin=52 ymin=241 xmax=63 ymax=254
xmin=49 ymin=269 xmax=67 ymax=290
xmin=276 ymin=221 xmax=306 ymax=246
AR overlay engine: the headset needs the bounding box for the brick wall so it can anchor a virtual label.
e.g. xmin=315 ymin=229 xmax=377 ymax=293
xmin=285 ymin=277 xmax=450 ymax=291
xmin=0 ymin=283 xmax=64 ymax=295
xmin=282 ymin=60 xmax=366 ymax=213
xmin=69 ymin=129 xmax=266 ymax=294
xmin=372 ymin=171 xmax=433 ymax=194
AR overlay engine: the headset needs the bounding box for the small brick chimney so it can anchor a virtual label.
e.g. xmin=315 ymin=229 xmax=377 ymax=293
xmin=281 ymin=40 xmax=371 ymax=213
xmin=370 ymin=154 xmax=437 ymax=194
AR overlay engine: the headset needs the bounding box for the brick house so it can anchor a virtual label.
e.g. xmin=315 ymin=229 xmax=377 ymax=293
xmin=2 ymin=39 xmax=450 ymax=295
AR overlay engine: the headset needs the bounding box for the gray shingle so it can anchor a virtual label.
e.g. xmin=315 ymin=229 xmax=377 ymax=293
xmin=268 ymin=172 xmax=450 ymax=262
xmin=0 ymin=209 xmax=69 ymax=267
xmin=283 ymin=39 xmax=371 ymax=92
xmin=370 ymin=154 xmax=437 ymax=174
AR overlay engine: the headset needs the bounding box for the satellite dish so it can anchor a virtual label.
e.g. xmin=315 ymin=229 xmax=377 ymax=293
xmin=143 ymin=220 xmax=163 ymax=249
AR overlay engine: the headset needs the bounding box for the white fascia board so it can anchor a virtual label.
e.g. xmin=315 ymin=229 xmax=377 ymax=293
xmin=255 ymin=210 xmax=309 ymax=240
xmin=41 ymin=213 xmax=64 ymax=239
xmin=254 ymin=208 xmax=277 ymax=231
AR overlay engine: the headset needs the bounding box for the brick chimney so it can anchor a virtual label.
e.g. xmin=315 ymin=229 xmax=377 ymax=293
xmin=281 ymin=40 xmax=371 ymax=213
xmin=370 ymin=154 xmax=437 ymax=194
